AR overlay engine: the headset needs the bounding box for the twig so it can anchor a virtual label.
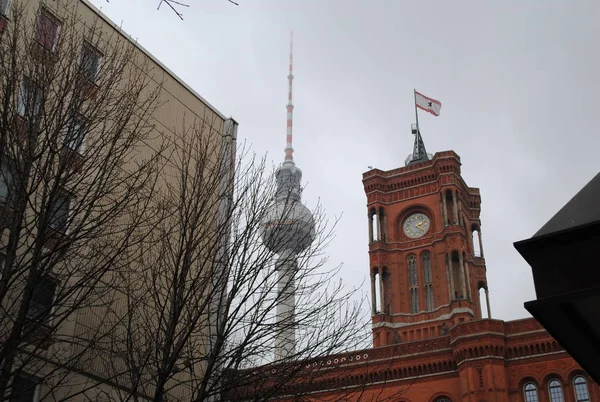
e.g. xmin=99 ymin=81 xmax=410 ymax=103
xmin=157 ymin=0 xmax=189 ymax=20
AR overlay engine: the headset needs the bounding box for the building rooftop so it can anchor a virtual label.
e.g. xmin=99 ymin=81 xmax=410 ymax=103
xmin=533 ymin=172 xmax=600 ymax=238
xmin=80 ymin=0 xmax=233 ymax=122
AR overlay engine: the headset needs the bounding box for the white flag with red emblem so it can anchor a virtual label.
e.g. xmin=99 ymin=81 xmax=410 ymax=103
xmin=415 ymin=91 xmax=442 ymax=116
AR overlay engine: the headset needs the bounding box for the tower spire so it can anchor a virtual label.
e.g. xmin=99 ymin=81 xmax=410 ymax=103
xmin=284 ymin=31 xmax=295 ymax=164
xmin=406 ymin=124 xmax=430 ymax=165
xmin=412 ymin=128 xmax=429 ymax=163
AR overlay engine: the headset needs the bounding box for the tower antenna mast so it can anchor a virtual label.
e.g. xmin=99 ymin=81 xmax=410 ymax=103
xmin=284 ymin=31 xmax=295 ymax=164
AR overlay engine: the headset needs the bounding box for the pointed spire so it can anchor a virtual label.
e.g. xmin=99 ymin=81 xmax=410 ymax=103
xmin=412 ymin=129 xmax=429 ymax=162
xmin=407 ymin=124 xmax=429 ymax=164
xmin=284 ymin=31 xmax=295 ymax=165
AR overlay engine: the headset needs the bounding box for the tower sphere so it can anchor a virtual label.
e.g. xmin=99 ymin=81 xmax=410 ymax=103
xmin=261 ymin=192 xmax=315 ymax=255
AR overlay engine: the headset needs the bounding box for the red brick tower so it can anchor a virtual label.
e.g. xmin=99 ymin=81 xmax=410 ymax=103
xmin=363 ymin=130 xmax=491 ymax=348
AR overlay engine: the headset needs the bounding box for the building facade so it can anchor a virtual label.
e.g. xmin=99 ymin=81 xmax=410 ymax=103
xmin=0 ymin=0 xmax=236 ymax=400
xmin=266 ymin=136 xmax=598 ymax=402
xmin=358 ymin=147 xmax=597 ymax=401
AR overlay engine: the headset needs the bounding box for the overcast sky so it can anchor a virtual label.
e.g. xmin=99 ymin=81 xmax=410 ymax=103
xmin=90 ymin=0 xmax=599 ymax=322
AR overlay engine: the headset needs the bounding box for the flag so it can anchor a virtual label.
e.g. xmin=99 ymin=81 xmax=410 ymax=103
xmin=415 ymin=91 xmax=442 ymax=117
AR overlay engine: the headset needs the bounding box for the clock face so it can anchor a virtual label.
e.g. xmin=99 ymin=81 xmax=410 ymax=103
xmin=403 ymin=213 xmax=431 ymax=238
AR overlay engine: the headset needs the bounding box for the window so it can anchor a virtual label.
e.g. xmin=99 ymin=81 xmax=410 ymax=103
xmin=11 ymin=373 xmax=40 ymax=402
xmin=433 ymin=398 xmax=451 ymax=402
xmin=422 ymin=251 xmax=434 ymax=311
xmin=17 ymin=77 xmax=44 ymax=119
xmin=548 ymin=379 xmax=564 ymax=402
xmin=524 ymin=383 xmax=539 ymax=402
xmin=64 ymin=113 xmax=86 ymax=152
xmin=408 ymin=254 xmax=419 ymax=314
xmin=48 ymin=191 xmax=71 ymax=232
xmin=472 ymin=227 xmax=482 ymax=257
xmin=80 ymin=44 xmax=102 ymax=82
xmin=0 ymin=0 xmax=11 ymax=16
xmin=26 ymin=275 xmax=57 ymax=323
xmin=35 ymin=10 xmax=60 ymax=51
xmin=0 ymin=158 xmax=16 ymax=203
xmin=573 ymin=376 xmax=590 ymax=402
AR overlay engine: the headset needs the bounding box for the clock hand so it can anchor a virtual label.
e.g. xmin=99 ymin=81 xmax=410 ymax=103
xmin=416 ymin=221 xmax=427 ymax=231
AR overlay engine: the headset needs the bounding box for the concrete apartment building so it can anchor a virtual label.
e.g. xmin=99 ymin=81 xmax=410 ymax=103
xmin=0 ymin=0 xmax=236 ymax=400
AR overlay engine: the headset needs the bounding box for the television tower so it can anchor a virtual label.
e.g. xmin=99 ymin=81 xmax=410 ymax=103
xmin=261 ymin=33 xmax=316 ymax=360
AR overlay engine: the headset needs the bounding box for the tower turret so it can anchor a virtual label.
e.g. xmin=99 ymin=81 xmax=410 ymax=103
xmin=364 ymin=142 xmax=489 ymax=347
xmin=261 ymin=33 xmax=315 ymax=360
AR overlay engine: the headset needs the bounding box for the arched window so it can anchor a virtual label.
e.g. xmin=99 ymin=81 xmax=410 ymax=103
xmin=433 ymin=397 xmax=451 ymax=402
xmin=524 ymin=383 xmax=539 ymax=402
xmin=368 ymin=208 xmax=376 ymax=243
xmin=381 ymin=267 xmax=391 ymax=314
xmin=372 ymin=212 xmax=379 ymax=242
xmin=444 ymin=189 xmax=454 ymax=225
xmin=472 ymin=228 xmax=481 ymax=257
xmin=478 ymin=285 xmax=489 ymax=319
xmin=408 ymin=255 xmax=419 ymax=314
xmin=378 ymin=207 xmax=386 ymax=242
xmin=548 ymin=379 xmax=564 ymax=402
xmin=373 ymin=269 xmax=381 ymax=314
xmin=422 ymin=251 xmax=434 ymax=311
xmin=573 ymin=376 xmax=590 ymax=402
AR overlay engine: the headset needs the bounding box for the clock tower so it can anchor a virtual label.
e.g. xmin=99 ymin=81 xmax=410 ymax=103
xmin=363 ymin=128 xmax=491 ymax=347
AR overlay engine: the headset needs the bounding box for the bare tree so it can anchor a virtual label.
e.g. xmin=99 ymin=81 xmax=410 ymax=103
xmin=93 ymin=103 xmax=379 ymax=401
xmin=0 ymin=2 xmax=368 ymax=401
xmin=100 ymin=114 xmax=416 ymax=402
xmin=102 ymin=0 xmax=239 ymax=21
xmin=155 ymin=0 xmax=239 ymax=20
xmin=0 ymin=2 xmax=166 ymax=400
xmin=0 ymin=2 xmax=408 ymax=402
xmin=157 ymin=0 xmax=239 ymax=15
xmin=156 ymin=0 xmax=190 ymax=20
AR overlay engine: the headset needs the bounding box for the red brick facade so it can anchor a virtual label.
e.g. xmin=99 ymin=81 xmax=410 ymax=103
xmin=294 ymin=318 xmax=596 ymax=401
xmin=365 ymin=151 xmax=487 ymax=348
xmin=287 ymin=151 xmax=598 ymax=401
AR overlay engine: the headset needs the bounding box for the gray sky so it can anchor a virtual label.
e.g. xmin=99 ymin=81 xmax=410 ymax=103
xmin=90 ymin=0 xmax=600 ymax=322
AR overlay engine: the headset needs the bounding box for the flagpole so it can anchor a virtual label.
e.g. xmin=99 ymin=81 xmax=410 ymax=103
xmin=413 ymin=89 xmax=420 ymax=133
